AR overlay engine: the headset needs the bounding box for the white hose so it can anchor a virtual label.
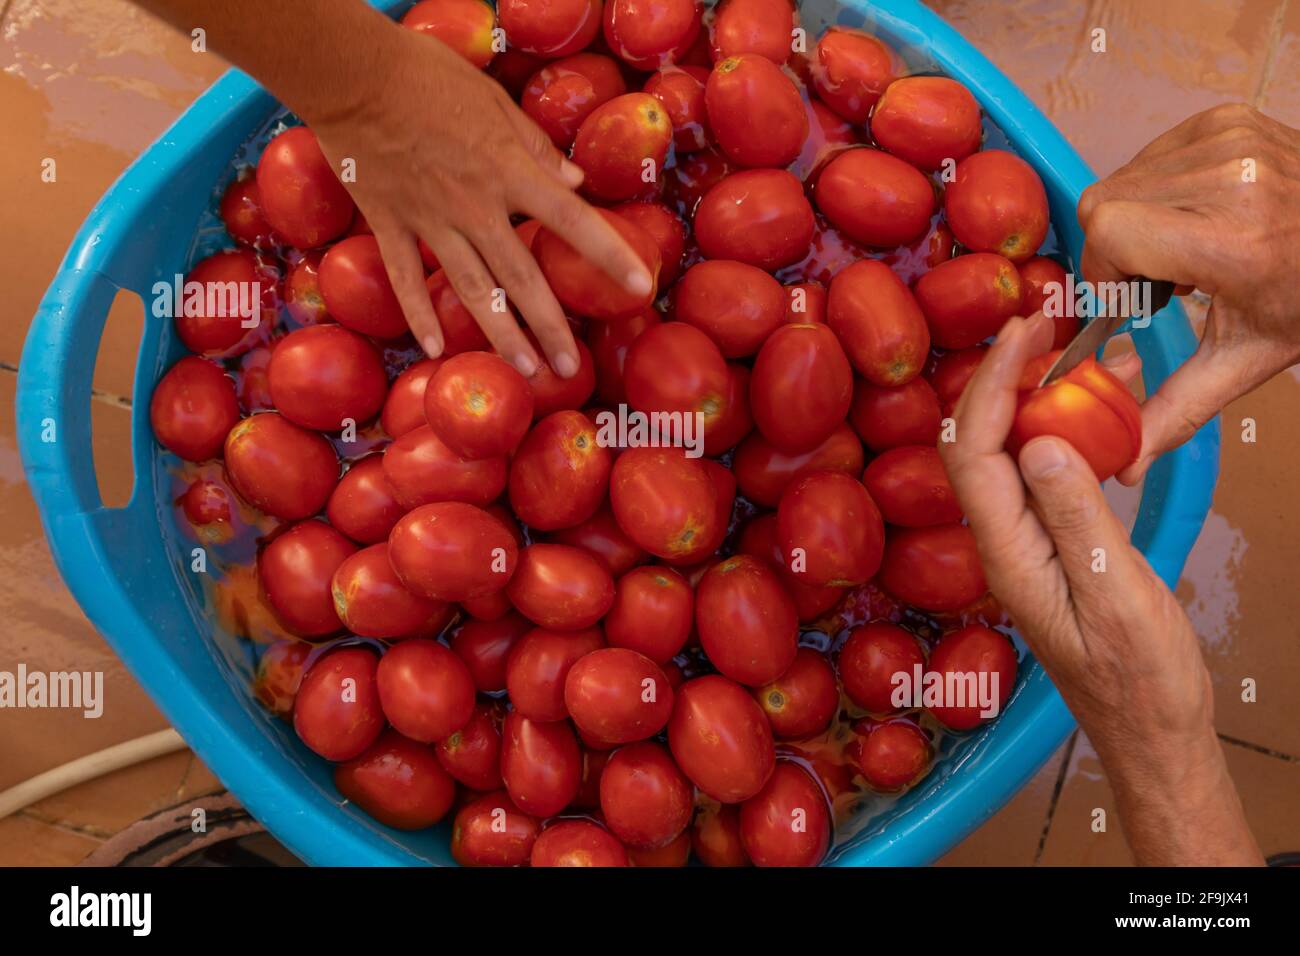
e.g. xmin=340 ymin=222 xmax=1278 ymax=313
xmin=0 ymin=728 xmax=187 ymax=820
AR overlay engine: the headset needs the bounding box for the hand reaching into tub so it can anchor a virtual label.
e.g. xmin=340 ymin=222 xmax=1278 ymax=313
xmin=1078 ymin=102 xmax=1300 ymax=485
xmin=940 ymin=313 xmax=1263 ymax=866
xmin=133 ymin=0 xmax=652 ymax=377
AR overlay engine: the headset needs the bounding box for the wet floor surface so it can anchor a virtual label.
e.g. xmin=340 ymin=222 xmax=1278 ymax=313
xmin=1 ymin=0 xmax=1296 ymax=865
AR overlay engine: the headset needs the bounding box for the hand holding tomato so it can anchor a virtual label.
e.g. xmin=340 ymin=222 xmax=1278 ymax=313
xmin=939 ymin=312 xmax=1261 ymax=866
xmin=1077 ymin=103 xmax=1300 ymax=484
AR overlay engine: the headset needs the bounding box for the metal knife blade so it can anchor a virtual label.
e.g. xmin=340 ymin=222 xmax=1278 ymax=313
xmin=1037 ymin=277 xmax=1175 ymax=387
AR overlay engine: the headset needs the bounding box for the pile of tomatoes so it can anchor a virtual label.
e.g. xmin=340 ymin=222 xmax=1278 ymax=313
xmin=149 ymin=0 xmax=1141 ymax=867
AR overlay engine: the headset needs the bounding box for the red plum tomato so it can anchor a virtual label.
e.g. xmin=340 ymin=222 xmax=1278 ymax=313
xmin=387 ymin=501 xmax=519 ymax=601
xmin=776 ymin=470 xmax=884 ymax=587
xmin=224 ymin=413 xmax=339 ymax=521
xmin=334 ymin=729 xmax=456 ymax=829
xmin=255 ymin=126 xmax=354 ymax=249
xmin=667 ymin=675 xmax=775 ymax=803
xmin=150 ymin=357 xmax=240 ymax=462
xmin=293 ymin=647 xmax=384 ymax=761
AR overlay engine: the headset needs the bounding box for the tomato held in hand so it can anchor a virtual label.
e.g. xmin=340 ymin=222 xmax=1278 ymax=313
xmin=862 ymin=445 xmax=962 ymax=527
xmin=382 ymin=425 xmax=507 ymax=509
xmin=710 ymin=0 xmax=795 ymax=63
xmin=925 ymin=624 xmax=1018 ymax=730
xmin=500 ymin=711 xmax=582 ymax=817
xmin=506 ymin=543 xmax=615 ymax=630
xmin=610 ymin=448 xmax=721 ymax=563
xmin=318 ymin=235 xmax=409 ymax=339
xmin=400 ymin=0 xmax=498 ymax=69
xmin=534 ymin=209 xmax=661 ymax=320
xmin=571 ymin=93 xmax=673 ymax=201
xmin=435 ymin=701 xmax=504 ymax=791
xmin=603 ymin=0 xmax=701 ymax=70
xmin=224 ymin=413 xmax=339 ymax=520
xmin=423 ymin=351 xmax=534 ymax=460
xmin=705 ymin=54 xmax=807 ymax=169
xmin=531 ymin=820 xmax=629 ymax=867
xmin=450 ymin=790 xmax=540 ymax=867
xmin=565 ymin=648 xmax=674 ymax=745
xmin=387 ymin=501 xmax=518 ymax=601
xmin=150 ymin=357 xmax=240 ymax=462
xmin=334 ymin=729 xmax=457 ymax=829
xmin=668 ymin=675 xmax=775 ymax=803
xmin=523 ymin=52 xmax=627 ymax=149
xmin=694 ymin=169 xmax=815 ymax=269
xmin=695 ymin=555 xmax=798 ymax=686
xmin=810 ymin=26 xmax=895 ymax=124
xmin=293 ymin=647 xmax=384 ymax=761
xmin=604 ymin=565 xmax=693 ymax=663
xmin=450 ymin=611 xmax=532 ymax=693
xmin=871 ymin=76 xmax=982 ymax=172
xmin=508 ymin=410 xmax=611 ymax=531
xmin=750 ymin=324 xmax=853 ymax=454
xmin=331 ymin=544 xmax=450 ymax=639
xmin=256 ymin=126 xmax=354 ymax=249
xmin=878 ymin=523 xmax=987 ymax=612
xmin=600 ymin=741 xmax=694 ymax=847
xmin=739 ymin=762 xmax=830 ymax=867
xmin=376 ymin=638 xmax=476 ymax=742
xmin=497 ymin=0 xmax=601 ymax=58
xmin=814 ymin=149 xmax=935 ymax=248
xmin=849 ymin=375 xmax=942 ymax=452
xmin=777 ymin=470 xmax=884 ymax=587
xmin=1007 ymin=352 xmax=1141 ymax=481
xmin=506 ymin=626 xmax=605 ymax=721
xmin=827 ymin=259 xmax=930 ymax=386
xmin=268 ymin=324 xmax=388 ymax=432
xmin=913 ymin=253 xmax=1022 ymax=350
xmin=838 ymin=621 xmax=926 ymax=714
xmin=751 ymin=647 xmax=838 ymax=738
xmin=944 ymin=149 xmax=1049 ymax=262
xmin=673 ymin=260 xmax=785 ymax=358
xmin=854 ymin=718 xmax=931 ymax=790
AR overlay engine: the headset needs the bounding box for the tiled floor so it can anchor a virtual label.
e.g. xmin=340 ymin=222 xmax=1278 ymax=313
xmin=1 ymin=0 xmax=1296 ymax=866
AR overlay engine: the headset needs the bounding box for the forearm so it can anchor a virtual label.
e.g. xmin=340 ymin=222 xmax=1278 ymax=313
xmin=132 ymin=0 xmax=395 ymax=125
xmin=1090 ymin=722 xmax=1263 ymax=866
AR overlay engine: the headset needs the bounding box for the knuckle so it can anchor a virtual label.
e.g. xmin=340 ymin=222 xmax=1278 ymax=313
xmin=450 ymin=268 xmax=492 ymax=304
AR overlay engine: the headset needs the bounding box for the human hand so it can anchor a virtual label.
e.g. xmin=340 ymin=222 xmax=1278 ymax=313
xmin=1077 ymin=103 xmax=1300 ymax=484
xmin=940 ymin=312 xmax=1261 ymax=865
xmin=309 ymin=24 xmax=654 ymax=376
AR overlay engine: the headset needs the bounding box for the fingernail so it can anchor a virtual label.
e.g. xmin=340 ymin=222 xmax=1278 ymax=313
xmin=422 ymin=335 xmax=443 ymax=358
xmin=515 ymin=352 xmax=538 ymax=378
xmin=1020 ymin=439 xmax=1068 ymax=479
xmin=561 ymin=160 xmax=585 ymax=188
xmin=553 ymin=351 xmax=578 ymax=379
xmin=625 ymin=268 xmax=653 ymax=296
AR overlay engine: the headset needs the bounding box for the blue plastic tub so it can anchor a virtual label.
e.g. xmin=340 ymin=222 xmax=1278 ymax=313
xmin=18 ymin=0 xmax=1218 ymax=865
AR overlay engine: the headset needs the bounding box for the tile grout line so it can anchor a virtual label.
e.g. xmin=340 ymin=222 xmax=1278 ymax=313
xmin=17 ymin=808 xmax=112 ymax=842
xmin=1217 ymin=732 xmax=1299 ymax=764
xmin=0 ymin=362 xmax=133 ymax=409
xmin=1033 ymin=729 xmax=1079 ymax=865
xmin=1252 ymin=0 xmax=1290 ymax=108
